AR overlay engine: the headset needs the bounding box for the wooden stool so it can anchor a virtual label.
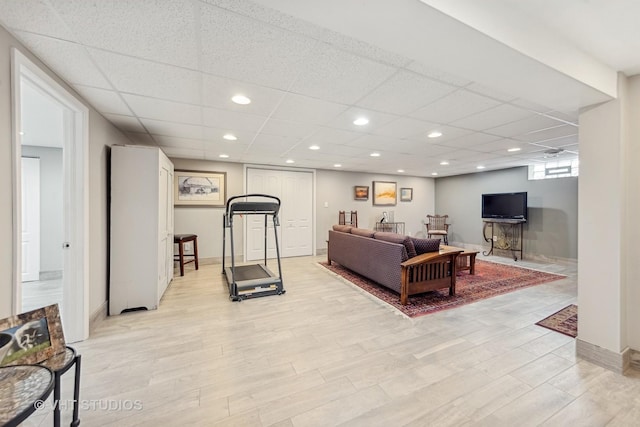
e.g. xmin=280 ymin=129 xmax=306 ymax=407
xmin=174 ymin=234 xmax=199 ymax=276
xmin=456 ymin=250 xmax=479 ymax=275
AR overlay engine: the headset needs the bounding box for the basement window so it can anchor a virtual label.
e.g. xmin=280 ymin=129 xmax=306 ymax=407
xmin=528 ymin=159 xmax=579 ymax=180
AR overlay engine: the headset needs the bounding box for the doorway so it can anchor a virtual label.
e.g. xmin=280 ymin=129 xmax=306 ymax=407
xmin=11 ymin=49 xmax=89 ymax=342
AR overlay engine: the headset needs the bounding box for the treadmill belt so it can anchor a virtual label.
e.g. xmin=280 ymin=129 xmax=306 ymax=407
xmin=232 ymin=264 xmax=271 ymax=281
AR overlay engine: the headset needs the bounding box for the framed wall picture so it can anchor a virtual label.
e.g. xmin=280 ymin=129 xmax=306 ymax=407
xmin=372 ymin=181 xmax=397 ymax=206
xmin=400 ymin=188 xmax=413 ymax=202
xmin=0 ymin=304 xmax=66 ymax=366
xmin=354 ymin=185 xmax=369 ymax=201
xmin=174 ymin=170 xmax=226 ymax=207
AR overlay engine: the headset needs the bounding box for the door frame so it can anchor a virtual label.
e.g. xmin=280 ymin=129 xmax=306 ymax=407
xmin=243 ymin=165 xmax=316 ymax=262
xmin=11 ymin=48 xmax=90 ymax=342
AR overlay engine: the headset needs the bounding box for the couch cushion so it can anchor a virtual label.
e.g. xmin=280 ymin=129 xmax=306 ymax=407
xmin=350 ymin=228 xmax=375 ymax=238
xmin=332 ymin=224 xmax=353 ymax=233
xmin=374 ymin=232 xmax=415 ymax=259
xmin=410 ymin=237 xmax=441 ymax=254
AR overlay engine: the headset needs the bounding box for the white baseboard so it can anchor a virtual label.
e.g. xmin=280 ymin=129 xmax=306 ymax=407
xmin=89 ymin=301 xmax=108 ymax=336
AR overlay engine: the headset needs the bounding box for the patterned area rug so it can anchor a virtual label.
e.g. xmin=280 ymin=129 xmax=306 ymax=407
xmin=319 ymin=259 xmax=565 ymax=318
xmin=535 ymin=304 xmax=578 ymax=338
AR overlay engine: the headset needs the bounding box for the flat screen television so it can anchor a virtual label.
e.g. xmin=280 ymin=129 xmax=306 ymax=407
xmin=481 ymin=192 xmax=528 ymax=221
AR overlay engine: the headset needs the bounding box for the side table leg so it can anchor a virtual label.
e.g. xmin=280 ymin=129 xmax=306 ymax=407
xmin=71 ymin=354 xmax=82 ymax=427
xmin=54 ymin=371 xmax=61 ymax=427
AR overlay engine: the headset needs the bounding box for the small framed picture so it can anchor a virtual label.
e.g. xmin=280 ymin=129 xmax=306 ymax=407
xmin=354 ymin=185 xmax=369 ymax=201
xmin=400 ymin=188 xmax=413 ymax=202
xmin=0 ymin=304 xmax=66 ymax=366
xmin=174 ymin=170 xmax=227 ymax=207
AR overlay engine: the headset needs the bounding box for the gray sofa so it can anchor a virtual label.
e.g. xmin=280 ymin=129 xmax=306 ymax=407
xmin=327 ymin=225 xmax=463 ymax=305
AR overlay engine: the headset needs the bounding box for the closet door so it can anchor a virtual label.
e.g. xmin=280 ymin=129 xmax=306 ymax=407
xmin=246 ymin=168 xmax=313 ymax=261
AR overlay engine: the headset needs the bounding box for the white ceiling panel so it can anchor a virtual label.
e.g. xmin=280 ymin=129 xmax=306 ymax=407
xmin=202 ymin=127 xmax=258 ymax=145
xmin=450 ymin=103 xmax=533 ymax=131
xmin=73 ymin=86 xmax=131 ymax=116
xmin=0 ymin=0 xmax=74 ymax=40
xmin=486 ymin=114 xmax=567 ymax=138
xmin=161 ymin=146 xmax=205 ymax=159
xmin=326 ymin=107 xmax=398 ymax=133
xmin=271 ymin=93 xmax=348 ymax=125
xmin=405 ymin=61 xmax=472 ymax=88
xmin=123 ymin=132 xmax=157 ymax=146
xmin=90 ymin=50 xmax=202 ymax=105
xmin=14 ymin=32 xmax=111 ymax=89
xmin=102 ymin=114 xmax=146 ymax=134
xmin=357 ymin=70 xmax=457 ymax=115
xmin=260 ymin=118 xmax=317 ymax=139
xmin=201 ymin=73 xmax=287 ymax=116
xmin=141 ymin=119 xmax=204 ymax=140
xmin=199 ymin=5 xmax=316 ymax=90
xmin=515 ymin=125 xmax=578 ymax=143
xmin=410 ymin=89 xmax=502 ymax=124
xmin=54 ymin=0 xmax=199 ymax=68
xmin=289 ymin=43 xmax=398 ymax=105
xmin=303 ymin=127 xmax=362 ymax=145
xmin=370 ymin=117 xmax=439 ymax=139
xmin=466 ymin=82 xmax=518 ymax=102
xmin=434 ymin=131 xmax=498 ymax=149
xmin=153 ymin=135 xmax=204 ymax=150
xmin=123 ymin=94 xmax=202 ymax=126
xmin=202 ymin=107 xmax=267 ymax=133
xmin=407 ymin=125 xmax=472 ymax=144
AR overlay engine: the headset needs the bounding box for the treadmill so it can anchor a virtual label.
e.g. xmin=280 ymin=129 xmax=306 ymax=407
xmin=222 ymin=194 xmax=285 ymax=301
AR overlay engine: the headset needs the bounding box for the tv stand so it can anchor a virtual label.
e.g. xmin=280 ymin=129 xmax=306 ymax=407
xmin=482 ymin=219 xmax=525 ymax=261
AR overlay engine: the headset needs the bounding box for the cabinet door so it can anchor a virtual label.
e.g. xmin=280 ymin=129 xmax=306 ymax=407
xmin=157 ymin=162 xmax=172 ymax=296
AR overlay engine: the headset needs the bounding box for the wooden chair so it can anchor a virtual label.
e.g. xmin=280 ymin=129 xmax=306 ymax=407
xmin=338 ymin=211 xmax=358 ymax=228
xmin=174 ymin=234 xmax=199 ymax=276
xmin=426 ymin=214 xmax=449 ymax=244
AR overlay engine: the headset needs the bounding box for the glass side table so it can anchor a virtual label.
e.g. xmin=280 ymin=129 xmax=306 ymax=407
xmin=0 ymin=365 xmax=54 ymax=427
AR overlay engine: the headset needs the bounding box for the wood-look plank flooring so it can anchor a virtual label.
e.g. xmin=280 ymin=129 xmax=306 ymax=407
xmin=23 ymin=255 xmax=640 ymax=426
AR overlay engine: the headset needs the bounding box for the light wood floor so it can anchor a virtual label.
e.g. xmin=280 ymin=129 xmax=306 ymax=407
xmin=26 ymin=254 xmax=640 ymax=426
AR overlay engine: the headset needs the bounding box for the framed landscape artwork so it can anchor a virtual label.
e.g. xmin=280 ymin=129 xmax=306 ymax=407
xmin=354 ymin=186 xmax=369 ymax=201
xmin=400 ymin=188 xmax=413 ymax=202
xmin=0 ymin=304 xmax=66 ymax=366
xmin=373 ymin=181 xmax=397 ymax=206
xmin=174 ymin=170 xmax=226 ymax=207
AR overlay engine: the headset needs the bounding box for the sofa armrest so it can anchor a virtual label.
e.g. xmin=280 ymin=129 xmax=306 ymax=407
xmin=399 ymin=247 xmax=463 ymax=305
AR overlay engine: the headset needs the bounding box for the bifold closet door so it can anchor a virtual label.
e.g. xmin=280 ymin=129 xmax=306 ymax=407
xmin=245 ymin=168 xmax=313 ymax=261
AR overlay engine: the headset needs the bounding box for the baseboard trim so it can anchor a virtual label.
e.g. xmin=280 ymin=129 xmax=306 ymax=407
xmin=89 ymin=301 xmax=108 ymax=336
xmin=576 ymin=339 xmax=630 ymax=374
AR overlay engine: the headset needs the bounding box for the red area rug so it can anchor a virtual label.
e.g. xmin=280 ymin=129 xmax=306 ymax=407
xmin=319 ymin=260 xmax=565 ymax=318
xmin=535 ymin=304 xmax=578 ymax=338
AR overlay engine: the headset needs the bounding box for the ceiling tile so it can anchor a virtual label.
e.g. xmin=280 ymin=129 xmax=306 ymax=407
xmin=515 ymin=125 xmax=578 ymax=143
xmin=410 ymin=89 xmax=501 ymax=124
xmin=90 ymin=49 xmax=202 ymax=104
xmin=406 ymin=125 xmax=473 ymax=143
xmin=202 ymin=127 xmax=257 ymax=145
xmin=140 ymin=119 xmax=204 ymax=140
xmin=260 ymin=118 xmax=317 ymax=139
xmin=199 ymin=5 xmax=316 ymax=90
xmin=450 ymin=104 xmax=533 ymax=131
xmin=290 ymin=43 xmax=398 ymax=104
xmin=161 ymin=146 xmax=205 ymax=159
xmin=271 ymin=93 xmax=348 ymax=125
xmin=486 ymin=114 xmax=567 ymax=138
xmin=102 ymin=114 xmax=146 ymax=133
xmin=123 ymin=132 xmax=157 ymax=146
xmin=153 ymin=135 xmax=204 ymax=150
xmin=371 ymin=117 xmax=439 ymax=139
xmin=73 ymin=86 xmax=131 ymax=115
xmin=357 ymin=70 xmax=457 ymax=115
xmin=202 ymin=107 xmax=268 ymax=133
xmin=14 ymin=32 xmax=111 ymax=89
xmin=406 ymin=61 xmax=471 ymax=87
xmin=0 ymin=0 xmax=75 ymax=40
xmin=201 ymin=74 xmax=287 ymax=117
xmin=322 ymin=29 xmax=410 ymax=68
xmin=326 ymin=107 xmax=398 ymax=133
xmin=436 ymin=132 xmax=499 ymax=149
xmin=123 ymin=94 xmax=202 ymax=125
xmin=466 ymin=82 xmax=518 ymax=102
xmin=303 ymin=127 xmax=362 ymax=145
xmin=54 ymin=0 xmax=199 ymax=68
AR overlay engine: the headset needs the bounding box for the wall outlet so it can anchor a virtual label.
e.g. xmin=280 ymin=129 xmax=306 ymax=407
xmin=493 ymin=236 xmax=498 ymax=241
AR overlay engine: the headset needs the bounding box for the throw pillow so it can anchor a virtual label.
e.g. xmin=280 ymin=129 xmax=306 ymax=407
xmin=411 ymin=237 xmax=441 ymax=254
xmin=374 ymin=232 xmax=417 ymax=258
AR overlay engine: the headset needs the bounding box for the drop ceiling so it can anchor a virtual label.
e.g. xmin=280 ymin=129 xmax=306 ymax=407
xmin=1 ymin=0 xmax=637 ymax=177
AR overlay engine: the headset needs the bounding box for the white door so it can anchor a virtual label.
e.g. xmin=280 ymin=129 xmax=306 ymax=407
xmin=281 ymin=171 xmax=313 ymax=257
xmin=246 ymin=168 xmax=313 ymax=261
xmin=21 ymin=157 xmax=40 ymax=282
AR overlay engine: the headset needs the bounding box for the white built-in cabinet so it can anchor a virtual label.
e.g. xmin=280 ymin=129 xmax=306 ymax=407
xmin=109 ymin=145 xmax=174 ymax=315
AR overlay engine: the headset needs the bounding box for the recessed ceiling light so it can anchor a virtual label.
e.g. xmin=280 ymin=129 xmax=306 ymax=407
xmin=309 ymin=145 xmax=320 ymax=150
xmin=231 ymin=94 xmax=251 ymax=105
xmin=428 ymin=131 xmax=443 ymax=138
xmin=440 ymin=161 xmax=449 ymax=166
xmin=286 ymin=159 xmax=295 ymax=164
xmin=223 ymin=134 xmax=237 ymax=141
xmin=370 ymin=152 xmax=381 ymax=157
xmin=507 ymin=147 xmax=521 ymax=152
xmin=334 ymin=164 xmax=342 ymax=168
xmin=19 ymin=131 xmax=24 ymax=135
xmin=219 ymin=154 xmax=229 ymax=158
xmin=477 ymin=165 xmax=486 ymax=170
xmin=397 ymin=169 xmax=405 ymax=173
xmin=431 ymin=172 xmax=438 ymax=176
xmin=353 ymin=117 xmax=369 ymax=126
